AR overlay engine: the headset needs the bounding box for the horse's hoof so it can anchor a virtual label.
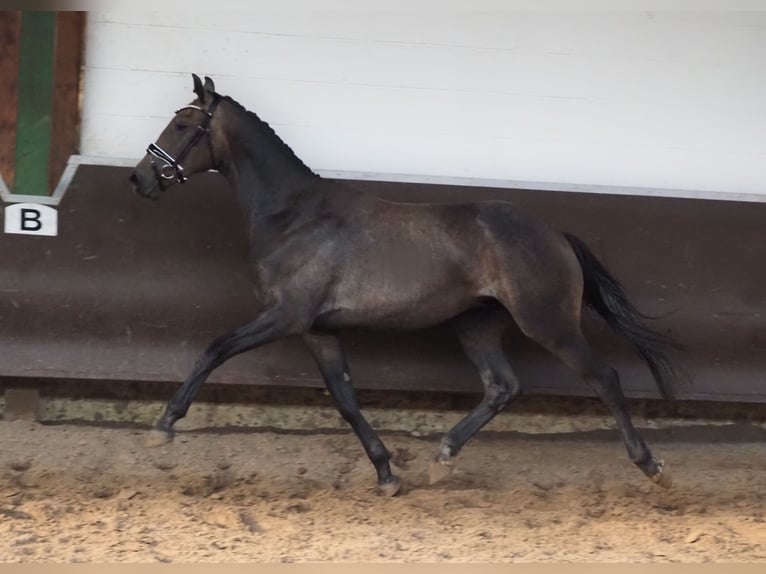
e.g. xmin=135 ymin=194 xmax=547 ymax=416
xmin=650 ymin=460 xmax=674 ymax=489
xmin=378 ymin=476 xmax=402 ymax=497
xmin=428 ymin=460 xmax=455 ymax=485
xmin=145 ymin=429 xmax=174 ymax=448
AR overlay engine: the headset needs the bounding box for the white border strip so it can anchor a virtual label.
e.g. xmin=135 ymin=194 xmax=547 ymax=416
xmin=318 ymin=170 xmax=766 ymax=204
xmin=1 ymin=156 xmax=138 ymax=207
xmin=2 ymin=154 xmax=765 ymax=207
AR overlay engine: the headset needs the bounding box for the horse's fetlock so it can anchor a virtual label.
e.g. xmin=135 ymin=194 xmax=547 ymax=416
xmin=437 ymin=439 xmax=457 ymax=461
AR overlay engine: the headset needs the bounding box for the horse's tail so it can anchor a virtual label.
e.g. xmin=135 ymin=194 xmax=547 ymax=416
xmin=563 ymin=232 xmax=680 ymax=400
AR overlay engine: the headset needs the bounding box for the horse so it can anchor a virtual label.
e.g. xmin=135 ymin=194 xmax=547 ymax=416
xmin=129 ymin=74 xmax=679 ymax=495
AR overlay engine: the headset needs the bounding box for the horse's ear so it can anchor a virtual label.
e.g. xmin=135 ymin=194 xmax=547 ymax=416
xmin=192 ymin=73 xmax=205 ymax=102
xmin=203 ymin=76 xmax=215 ymax=95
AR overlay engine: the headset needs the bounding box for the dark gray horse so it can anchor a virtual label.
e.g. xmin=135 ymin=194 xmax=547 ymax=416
xmin=130 ymin=74 xmax=679 ymax=495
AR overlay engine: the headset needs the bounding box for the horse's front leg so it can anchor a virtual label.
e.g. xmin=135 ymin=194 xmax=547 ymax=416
xmin=302 ymin=333 xmax=401 ymax=496
xmin=146 ymin=304 xmax=299 ymax=446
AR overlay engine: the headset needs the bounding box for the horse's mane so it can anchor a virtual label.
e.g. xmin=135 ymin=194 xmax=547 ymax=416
xmin=220 ymin=95 xmax=318 ymax=178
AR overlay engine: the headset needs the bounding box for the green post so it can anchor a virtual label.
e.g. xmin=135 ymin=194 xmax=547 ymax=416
xmin=14 ymin=12 xmax=56 ymax=196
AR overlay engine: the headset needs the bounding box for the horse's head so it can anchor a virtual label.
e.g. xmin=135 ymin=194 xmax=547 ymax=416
xmin=130 ymin=74 xmax=221 ymax=199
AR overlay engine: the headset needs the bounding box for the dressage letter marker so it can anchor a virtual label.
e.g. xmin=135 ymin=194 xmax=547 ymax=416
xmin=4 ymin=203 xmax=58 ymax=236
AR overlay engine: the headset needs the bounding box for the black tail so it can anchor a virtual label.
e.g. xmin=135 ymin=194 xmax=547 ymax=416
xmin=564 ymin=232 xmax=680 ymax=400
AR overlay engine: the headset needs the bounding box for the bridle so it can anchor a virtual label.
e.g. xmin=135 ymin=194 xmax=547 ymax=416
xmin=146 ymin=96 xmax=220 ymax=190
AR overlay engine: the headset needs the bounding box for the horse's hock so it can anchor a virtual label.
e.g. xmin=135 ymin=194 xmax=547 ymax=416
xmin=2 ymin=164 xmax=766 ymax=423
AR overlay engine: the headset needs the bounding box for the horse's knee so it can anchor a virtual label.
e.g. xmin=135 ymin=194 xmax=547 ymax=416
xmin=488 ymin=384 xmax=518 ymax=411
xmin=481 ymin=369 xmax=520 ymax=411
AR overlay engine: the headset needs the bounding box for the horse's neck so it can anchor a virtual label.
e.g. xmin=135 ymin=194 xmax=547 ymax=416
xmin=219 ymin=104 xmax=319 ymax=219
xmin=216 ymin=108 xmax=323 ymax=247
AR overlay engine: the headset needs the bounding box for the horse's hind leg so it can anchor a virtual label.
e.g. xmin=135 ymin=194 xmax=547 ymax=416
xmin=486 ymin=223 xmax=671 ymax=487
xmin=302 ymin=333 xmax=401 ymax=496
xmin=430 ymin=307 xmax=521 ymax=484
xmin=530 ymin=327 xmax=672 ymax=488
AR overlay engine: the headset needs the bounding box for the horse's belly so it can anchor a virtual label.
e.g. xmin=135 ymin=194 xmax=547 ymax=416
xmin=314 ymin=280 xmax=477 ymax=331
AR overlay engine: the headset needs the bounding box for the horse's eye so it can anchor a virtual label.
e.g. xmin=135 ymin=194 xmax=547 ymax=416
xmin=175 ymin=122 xmax=190 ymax=131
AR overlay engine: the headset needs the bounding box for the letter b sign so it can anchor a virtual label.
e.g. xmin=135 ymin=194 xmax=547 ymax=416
xmin=4 ymin=203 xmax=58 ymax=236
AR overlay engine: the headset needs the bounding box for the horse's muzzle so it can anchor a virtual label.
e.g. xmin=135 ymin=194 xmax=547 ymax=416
xmin=129 ymin=171 xmax=160 ymax=200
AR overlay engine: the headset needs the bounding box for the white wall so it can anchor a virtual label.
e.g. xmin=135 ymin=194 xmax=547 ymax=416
xmin=80 ymin=9 xmax=766 ymax=199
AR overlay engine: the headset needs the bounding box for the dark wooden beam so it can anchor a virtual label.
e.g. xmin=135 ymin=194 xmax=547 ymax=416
xmin=0 ymin=11 xmax=21 ymax=190
xmin=49 ymin=11 xmax=85 ymax=194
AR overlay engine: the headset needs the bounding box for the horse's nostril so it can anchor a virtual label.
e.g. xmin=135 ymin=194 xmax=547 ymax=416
xmin=129 ymin=173 xmax=139 ymax=185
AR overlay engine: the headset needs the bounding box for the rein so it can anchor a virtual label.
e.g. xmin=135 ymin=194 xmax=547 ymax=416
xmin=146 ymin=96 xmax=220 ymax=190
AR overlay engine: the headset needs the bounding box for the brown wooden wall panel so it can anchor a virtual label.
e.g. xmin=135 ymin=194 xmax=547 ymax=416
xmin=48 ymin=11 xmax=85 ymax=194
xmin=0 ymin=11 xmax=20 ymax=189
xmin=2 ymin=167 xmax=766 ymax=403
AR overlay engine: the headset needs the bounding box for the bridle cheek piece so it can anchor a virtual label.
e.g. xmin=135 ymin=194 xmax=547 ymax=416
xmin=146 ymin=98 xmax=219 ymax=191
